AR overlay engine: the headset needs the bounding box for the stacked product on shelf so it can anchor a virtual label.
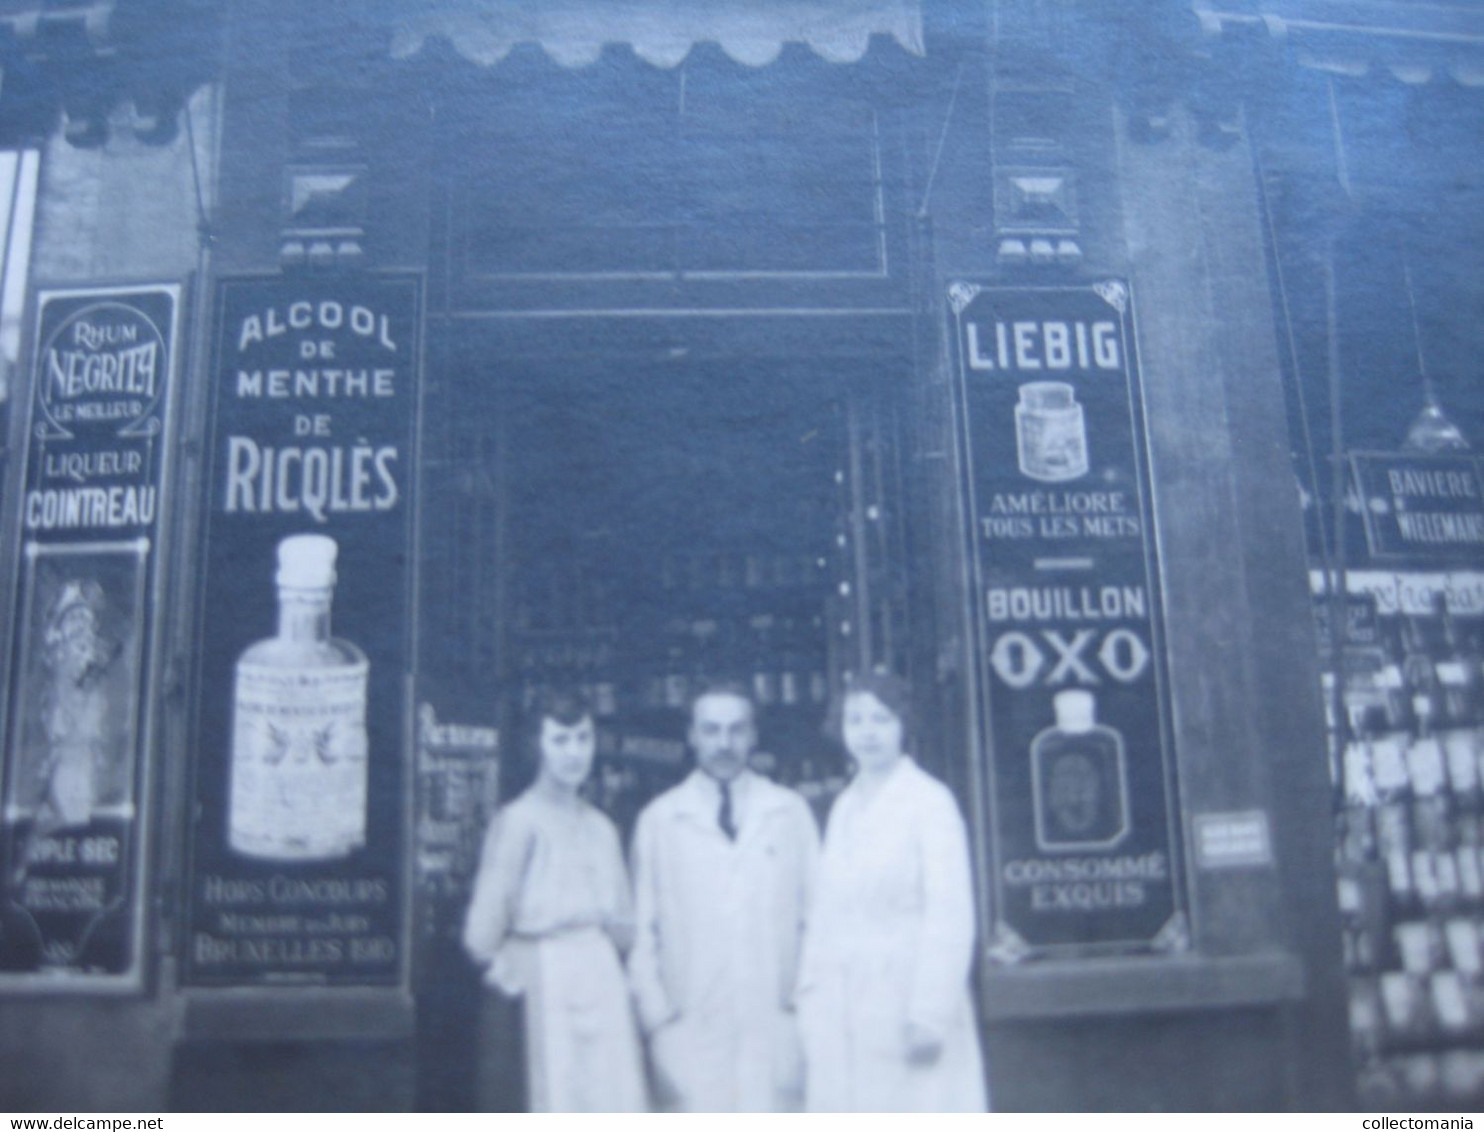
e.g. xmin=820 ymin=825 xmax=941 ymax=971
xmin=1328 ymin=591 xmax=1484 ymax=1108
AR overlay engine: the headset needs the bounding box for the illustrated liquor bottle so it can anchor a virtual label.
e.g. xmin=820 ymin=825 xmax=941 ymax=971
xmin=1031 ymin=690 xmax=1128 ymax=849
xmin=228 ymin=534 xmax=370 ymax=860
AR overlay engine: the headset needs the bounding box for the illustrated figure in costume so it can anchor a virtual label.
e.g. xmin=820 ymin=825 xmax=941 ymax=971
xmin=32 ymin=579 xmax=118 ymax=833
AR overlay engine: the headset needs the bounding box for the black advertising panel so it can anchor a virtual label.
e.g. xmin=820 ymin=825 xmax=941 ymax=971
xmin=948 ymin=280 xmax=1186 ymax=960
xmin=1 ymin=283 xmax=182 ymax=990
xmin=183 ymin=275 xmax=422 ymax=988
xmin=1351 ymin=452 xmax=1484 ymax=564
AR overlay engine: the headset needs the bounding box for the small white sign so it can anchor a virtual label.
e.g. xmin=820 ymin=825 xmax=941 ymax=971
xmin=1193 ymin=810 xmax=1274 ymax=870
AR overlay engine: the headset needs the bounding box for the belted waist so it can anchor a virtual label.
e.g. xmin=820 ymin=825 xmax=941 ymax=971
xmin=508 ymin=921 xmax=607 ymax=944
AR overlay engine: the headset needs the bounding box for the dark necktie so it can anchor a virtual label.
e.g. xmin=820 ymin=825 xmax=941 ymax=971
xmin=718 ymin=780 xmax=737 ymax=841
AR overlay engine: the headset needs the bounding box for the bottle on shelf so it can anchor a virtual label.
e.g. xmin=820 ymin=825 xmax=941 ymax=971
xmin=1403 ymin=614 xmax=1443 ymax=738
xmin=663 ymin=641 xmax=689 ymax=710
xmin=751 ymin=617 xmax=778 ymax=707
xmin=1349 ymin=976 xmax=1387 ymax=1062
xmin=1377 ymin=615 xmax=1416 ymax=735
xmin=1381 ymin=969 xmax=1439 ymax=1048
xmin=1433 ymin=595 xmax=1480 ymax=725
xmin=1373 ymin=619 xmax=1419 ymax=916
xmin=1322 ymin=668 xmax=1343 ymax=785
xmin=777 ymin=617 xmax=802 ymax=708
xmin=1403 ymin=615 xmax=1455 ymax=919
xmin=1435 ymin=598 xmax=1484 ymax=826
xmin=810 ymin=667 xmax=830 ymax=706
xmin=1400 ymin=614 xmax=1448 ymax=836
xmin=1453 ymin=834 xmax=1484 ymax=909
xmin=1443 ymin=917 xmax=1484 ymax=978
xmin=1341 ymin=705 xmax=1380 ymax=864
xmin=1429 ymin=972 xmax=1477 ymax=1040
xmin=1392 ymin=1053 xmax=1443 ymax=1106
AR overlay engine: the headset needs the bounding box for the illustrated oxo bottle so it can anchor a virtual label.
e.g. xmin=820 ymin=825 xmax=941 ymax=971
xmin=1031 ymin=689 xmax=1128 ymax=850
xmin=228 ymin=534 xmax=369 ymax=860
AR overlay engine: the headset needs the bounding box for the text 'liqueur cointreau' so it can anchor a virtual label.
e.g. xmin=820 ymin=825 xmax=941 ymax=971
xmin=228 ymin=534 xmax=369 ymax=860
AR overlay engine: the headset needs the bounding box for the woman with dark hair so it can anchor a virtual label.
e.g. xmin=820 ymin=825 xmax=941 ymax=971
xmin=796 ymin=672 xmax=988 ymax=1111
xmin=463 ymin=686 xmax=646 ymax=1112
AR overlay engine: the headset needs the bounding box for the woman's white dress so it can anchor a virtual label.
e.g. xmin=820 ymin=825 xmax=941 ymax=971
xmin=464 ymin=789 xmax=646 ymax=1112
xmin=797 ymin=757 xmax=988 ymax=1112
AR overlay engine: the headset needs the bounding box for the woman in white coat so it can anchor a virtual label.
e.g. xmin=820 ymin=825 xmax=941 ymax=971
xmin=797 ymin=672 xmax=989 ymax=1112
xmin=463 ymin=686 xmax=646 ymax=1112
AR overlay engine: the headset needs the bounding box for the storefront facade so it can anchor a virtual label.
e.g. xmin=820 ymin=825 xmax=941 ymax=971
xmin=0 ymin=0 xmax=1479 ymax=1112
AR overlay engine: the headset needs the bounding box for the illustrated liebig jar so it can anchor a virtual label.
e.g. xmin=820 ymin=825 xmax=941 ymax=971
xmin=1015 ymin=381 xmax=1089 ymax=483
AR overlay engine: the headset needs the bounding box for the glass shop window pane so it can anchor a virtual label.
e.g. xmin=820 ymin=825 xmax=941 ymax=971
xmin=679 ymin=108 xmax=882 ymax=273
xmin=458 ymin=77 xmax=882 ymax=277
xmin=0 ymin=149 xmax=39 ymax=408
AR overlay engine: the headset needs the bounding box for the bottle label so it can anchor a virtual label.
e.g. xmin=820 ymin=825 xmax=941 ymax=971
xmin=1343 ymin=741 xmax=1378 ymax=805
xmin=229 ymin=659 xmax=369 ymax=860
xmin=1407 ymin=737 xmax=1447 ymax=795
xmin=1413 ymin=851 xmax=1440 ymax=904
xmin=1445 ymin=730 xmax=1481 ymax=793
xmin=1372 ymin=736 xmax=1411 ymax=792
xmin=1431 ymin=973 xmax=1468 ymax=1030
xmin=1435 ymin=850 xmax=1461 ymax=899
xmin=1456 ymin=849 xmax=1483 ymax=901
xmin=1380 ymin=972 xmax=1424 ymax=1029
xmin=1446 ymin=916 xmax=1483 ymax=973
xmin=1438 ymin=661 xmax=1469 ymax=687
xmin=1386 ymin=851 xmax=1414 ymax=896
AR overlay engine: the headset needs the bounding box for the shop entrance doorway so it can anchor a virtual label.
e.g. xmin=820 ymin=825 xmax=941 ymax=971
xmin=498 ymin=354 xmax=896 ymax=833
xmin=411 ymin=319 xmax=916 ymax=1109
xmin=435 ymin=345 xmax=913 ymax=828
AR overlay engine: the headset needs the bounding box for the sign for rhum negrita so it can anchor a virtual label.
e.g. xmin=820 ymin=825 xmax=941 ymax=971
xmin=0 ymin=284 xmax=182 ymax=990
xmin=948 ymin=281 xmax=1186 ymax=960
xmin=183 ymin=276 xmax=422 ymax=988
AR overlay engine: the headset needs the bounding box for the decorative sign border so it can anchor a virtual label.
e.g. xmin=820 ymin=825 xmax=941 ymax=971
xmin=181 ymin=274 xmax=423 ymax=992
xmin=948 ymin=280 xmax=1187 ymax=963
xmin=0 ymin=282 xmax=183 ymax=993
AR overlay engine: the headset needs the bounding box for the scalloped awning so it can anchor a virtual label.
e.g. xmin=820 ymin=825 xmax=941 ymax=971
xmin=389 ymin=0 xmax=924 ymax=69
xmin=1194 ymin=0 xmax=1484 ymax=86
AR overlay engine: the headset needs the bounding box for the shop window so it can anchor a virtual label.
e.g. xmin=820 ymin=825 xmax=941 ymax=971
xmin=0 ymin=149 xmax=38 ymax=412
xmin=455 ymin=67 xmax=886 ymax=279
xmin=1265 ymin=157 xmax=1484 ymax=1109
xmin=0 ymin=148 xmax=39 ymax=485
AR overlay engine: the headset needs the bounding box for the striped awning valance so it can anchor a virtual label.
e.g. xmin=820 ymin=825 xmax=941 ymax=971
xmin=389 ymin=0 xmax=924 ymax=69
